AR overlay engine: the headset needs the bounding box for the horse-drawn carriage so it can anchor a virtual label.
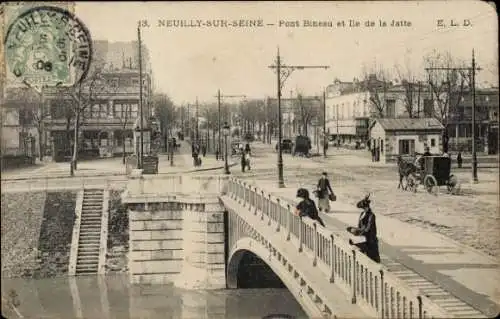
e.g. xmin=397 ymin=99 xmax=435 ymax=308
xmin=400 ymin=155 xmax=460 ymax=195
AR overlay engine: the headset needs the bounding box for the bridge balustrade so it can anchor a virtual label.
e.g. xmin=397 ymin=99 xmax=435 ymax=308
xmin=226 ymin=177 xmax=450 ymax=319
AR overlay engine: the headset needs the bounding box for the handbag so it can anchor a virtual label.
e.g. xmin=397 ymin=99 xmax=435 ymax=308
xmin=328 ymin=193 xmax=337 ymax=201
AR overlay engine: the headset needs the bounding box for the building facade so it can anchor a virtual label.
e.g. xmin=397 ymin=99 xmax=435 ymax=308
xmin=43 ymin=69 xmax=152 ymax=161
xmin=446 ymin=88 xmax=499 ymax=154
xmin=369 ymin=118 xmax=444 ymax=164
xmin=1 ymin=87 xmax=42 ymax=158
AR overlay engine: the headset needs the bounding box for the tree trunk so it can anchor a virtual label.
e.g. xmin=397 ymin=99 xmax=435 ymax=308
xmin=38 ymin=128 xmax=44 ymax=162
xmin=122 ymin=134 xmax=126 ymax=164
xmin=70 ymin=112 xmax=80 ymax=176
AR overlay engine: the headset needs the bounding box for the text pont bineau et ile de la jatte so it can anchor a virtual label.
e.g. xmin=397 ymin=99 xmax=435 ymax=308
xmin=279 ymin=19 xmax=412 ymax=28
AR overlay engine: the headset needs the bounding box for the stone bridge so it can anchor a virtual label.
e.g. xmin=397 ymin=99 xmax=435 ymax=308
xmin=221 ymin=178 xmax=451 ymax=319
xmin=122 ymin=172 xmax=451 ymax=319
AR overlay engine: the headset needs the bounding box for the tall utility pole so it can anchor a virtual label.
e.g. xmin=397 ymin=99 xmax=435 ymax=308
xmin=215 ymin=90 xmax=246 ymax=160
xmin=417 ymin=81 xmax=421 ymax=117
xmin=137 ymin=25 xmax=144 ymax=169
xmin=425 ymin=49 xmax=481 ymax=183
xmin=195 ymin=97 xmax=199 ymax=142
xmin=187 ymin=104 xmax=190 ymax=138
xmin=269 ymin=47 xmax=329 ymax=188
xmin=323 ymin=89 xmax=327 ymax=158
xmin=471 ymin=50 xmax=478 ymax=183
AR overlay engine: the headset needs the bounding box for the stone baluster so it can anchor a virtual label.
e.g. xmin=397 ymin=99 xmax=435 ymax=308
xmin=254 ymin=187 xmax=259 ymax=215
xmin=351 ymin=249 xmax=357 ymax=304
xmin=298 ymin=217 xmax=303 ymax=253
xmin=313 ymin=222 xmax=318 ymax=267
xmin=286 ymin=204 xmax=291 ymax=241
xmin=380 ymin=269 xmax=385 ymax=319
xmin=261 ymin=191 xmax=265 ymax=221
xmin=330 ymin=234 xmax=335 ymax=283
xmin=267 ymin=195 xmax=272 ymax=226
xmin=275 ymin=199 xmax=281 ymax=232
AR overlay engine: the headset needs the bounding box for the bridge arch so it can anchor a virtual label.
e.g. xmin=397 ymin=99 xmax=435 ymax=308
xmin=227 ymin=237 xmax=324 ymax=318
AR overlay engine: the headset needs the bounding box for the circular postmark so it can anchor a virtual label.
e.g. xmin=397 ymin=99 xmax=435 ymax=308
xmin=4 ymin=5 xmax=92 ymax=88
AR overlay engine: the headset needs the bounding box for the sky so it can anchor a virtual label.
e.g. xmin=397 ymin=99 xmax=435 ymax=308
xmin=74 ymin=1 xmax=498 ymax=105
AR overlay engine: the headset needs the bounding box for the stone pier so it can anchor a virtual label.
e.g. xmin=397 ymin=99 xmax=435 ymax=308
xmin=122 ymin=171 xmax=228 ymax=288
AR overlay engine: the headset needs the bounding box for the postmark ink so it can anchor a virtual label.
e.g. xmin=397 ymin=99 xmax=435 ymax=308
xmin=4 ymin=5 xmax=93 ymax=89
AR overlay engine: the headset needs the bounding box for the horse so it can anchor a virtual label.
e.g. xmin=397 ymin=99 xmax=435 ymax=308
xmin=397 ymin=156 xmax=418 ymax=190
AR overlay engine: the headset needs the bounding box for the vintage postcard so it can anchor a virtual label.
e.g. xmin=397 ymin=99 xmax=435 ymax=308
xmin=1 ymin=1 xmax=498 ymax=319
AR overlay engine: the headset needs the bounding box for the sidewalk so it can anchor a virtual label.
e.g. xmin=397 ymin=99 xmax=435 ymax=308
xmin=1 ymin=141 xmax=236 ymax=181
xmin=247 ymin=180 xmax=500 ymax=317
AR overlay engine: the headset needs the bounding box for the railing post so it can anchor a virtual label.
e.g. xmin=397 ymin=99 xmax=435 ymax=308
xmin=313 ymin=222 xmax=318 ymax=267
xmin=298 ymin=217 xmax=303 ymax=253
xmin=380 ymin=269 xmax=385 ymax=319
xmin=261 ymin=191 xmax=265 ymax=220
xmin=351 ymin=249 xmax=357 ymax=304
xmin=254 ymin=187 xmax=259 ymax=215
xmin=242 ymin=182 xmax=247 ymax=207
xmin=268 ymin=195 xmax=272 ymax=226
xmin=286 ymin=204 xmax=291 ymax=241
xmin=417 ymin=296 xmax=423 ymax=319
xmin=276 ymin=199 xmax=281 ymax=232
xmin=330 ymin=234 xmax=335 ymax=283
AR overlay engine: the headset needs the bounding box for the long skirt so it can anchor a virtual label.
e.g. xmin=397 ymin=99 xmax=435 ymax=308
xmin=318 ymin=197 xmax=330 ymax=212
xmin=355 ymin=239 xmax=381 ymax=263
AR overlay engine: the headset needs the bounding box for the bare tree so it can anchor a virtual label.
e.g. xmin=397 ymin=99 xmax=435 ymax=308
xmin=5 ymin=87 xmax=50 ymax=161
xmin=153 ymin=93 xmax=176 ymax=152
xmin=51 ymin=69 xmax=112 ymax=176
xmin=394 ymin=61 xmax=419 ymax=118
xmin=295 ymin=93 xmax=321 ymax=137
xmin=361 ymin=63 xmax=393 ymax=118
xmin=116 ymin=103 xmax=132 ymax=164
xmin=424 ymin=50 xmax=469 ymax=151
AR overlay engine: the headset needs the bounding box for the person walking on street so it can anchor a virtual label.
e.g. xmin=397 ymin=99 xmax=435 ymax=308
xmin=346 ymin=194 xmax=380 ymax=263
xmin=316 ymin=172 xmax=334 ymax=213
xmin=202 ymin=144 xmax=207 ymax=157
xmin=457 ymin=151 xmax=462 ymax=168
xmin=294 ymin=188 xmax=326 ymax=227
xmin=241 ymin=152 xmax=247 ymax=172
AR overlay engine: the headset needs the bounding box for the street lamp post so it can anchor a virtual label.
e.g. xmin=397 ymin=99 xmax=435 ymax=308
xmin=268 ymin=48 xmax=329 ymax=188
xmin=323 ymin=89 xmax=327 ymax=158
xmin=223 ymin=122 xmax=231 ymax=174
xmin=216 ymin=90 xmax=246 ymax=161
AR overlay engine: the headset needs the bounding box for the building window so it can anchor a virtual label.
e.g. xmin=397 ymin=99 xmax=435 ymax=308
xmin=131 ymin=78 xmax=139 ymax=86
xmin=398 ymin=139 xmax=415 ymax=155
xmin=385 ymin=99 xmax=396 ymax=117
xmin=423 ymin=99 xmax=433 ymax=117
xmin=430 ymin=138 xmax=436 ymax=147
xmin=110 ymin=78 xmax=119 ymax=88
xmin=19 ymin=109 xmax=33 ymax=125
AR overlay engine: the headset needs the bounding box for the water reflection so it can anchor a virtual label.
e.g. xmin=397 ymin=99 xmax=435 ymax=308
xmin=1 ymin=275 xmax=307 ymax=319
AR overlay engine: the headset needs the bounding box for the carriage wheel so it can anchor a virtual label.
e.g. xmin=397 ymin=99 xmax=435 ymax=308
xmin=424 ymin=175 xmax=438 ymax=195
xmin=447 ymin=174 xmax=461 ymax=195
xmin=407 ymin=175 xmax=418 ymax=193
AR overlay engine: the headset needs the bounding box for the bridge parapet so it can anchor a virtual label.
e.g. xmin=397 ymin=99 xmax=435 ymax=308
xmin=226 ymin=177 xmax=450 ymax=319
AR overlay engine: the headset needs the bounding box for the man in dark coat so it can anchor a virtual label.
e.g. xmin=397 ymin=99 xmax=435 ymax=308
xmin=295 ymin=188 xmax=326 ymax=227
xmin=347 ymin=194 xmax=381 ymax=263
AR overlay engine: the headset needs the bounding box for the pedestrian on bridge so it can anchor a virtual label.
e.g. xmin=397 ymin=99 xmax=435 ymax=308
xmin=316 ymin=172 xmax=334 ymax=213
xmin=347 ymin=194 xmax=381 ymax=263
xmin=295 ymin=188 xmax=326 ymax=227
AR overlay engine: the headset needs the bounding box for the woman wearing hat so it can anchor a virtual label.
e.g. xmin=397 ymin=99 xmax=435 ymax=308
xmin=316 ymin=172 xmax=334 ymax=213
xmin=295 ymin=188 xmax=326 ymax=227
xmin=346 ymin=194 xmax=380 ymax=263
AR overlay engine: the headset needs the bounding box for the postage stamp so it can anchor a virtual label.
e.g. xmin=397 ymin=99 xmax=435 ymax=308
xmin=3 ymin=3 xmax=92 ymax=90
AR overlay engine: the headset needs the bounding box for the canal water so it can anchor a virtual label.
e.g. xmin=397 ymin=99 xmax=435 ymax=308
xmin=1 ymin=275 xmax=307 ymax=319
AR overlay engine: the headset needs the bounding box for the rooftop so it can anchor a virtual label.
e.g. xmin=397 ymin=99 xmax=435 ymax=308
xmin=371 ymin=118 xmax=444 ymax=131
